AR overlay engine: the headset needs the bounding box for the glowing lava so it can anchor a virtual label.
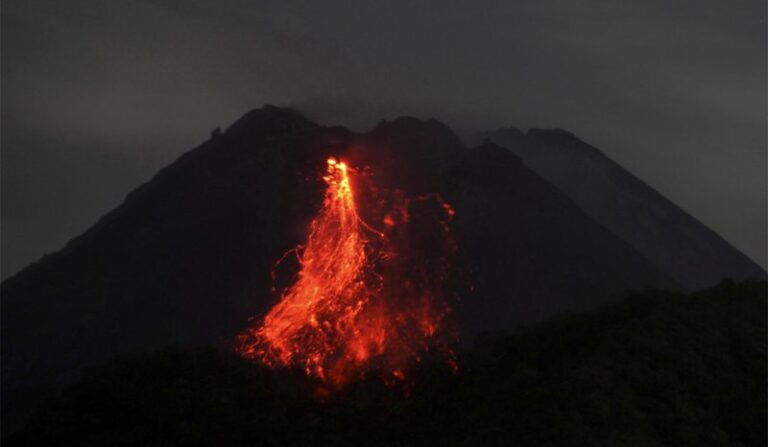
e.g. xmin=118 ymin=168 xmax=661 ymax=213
xmin=237 ymin=158 xmax=456 ymax=386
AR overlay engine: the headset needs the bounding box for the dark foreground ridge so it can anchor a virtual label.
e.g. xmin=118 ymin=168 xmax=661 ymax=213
xmin=8 ymin=281 xmax=766 ymax=447
xmin=2 ymin=105 xmax=757 ymax=434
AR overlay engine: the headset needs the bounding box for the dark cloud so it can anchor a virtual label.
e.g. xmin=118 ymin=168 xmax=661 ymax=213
xmin=2 ymin=0 xmax=765 ymax=278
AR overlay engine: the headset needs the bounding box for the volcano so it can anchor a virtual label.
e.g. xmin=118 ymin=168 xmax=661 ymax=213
xmin=4 ymin=104 xmax=739 ymax=432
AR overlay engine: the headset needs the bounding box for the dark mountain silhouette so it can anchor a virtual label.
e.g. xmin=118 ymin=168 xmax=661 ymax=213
xmin=2 ymin=106 xmax=677 ymax=433
xmin=471 ymin=128 xmax=766 ymax=289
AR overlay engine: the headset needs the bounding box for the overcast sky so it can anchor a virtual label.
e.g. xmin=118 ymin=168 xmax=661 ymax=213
xmin=2 ymin=0 xmax=766 ymax=278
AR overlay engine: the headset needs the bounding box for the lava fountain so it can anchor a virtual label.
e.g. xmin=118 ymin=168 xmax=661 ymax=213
xmin=237 ymin=158 xmax=457 ymax=387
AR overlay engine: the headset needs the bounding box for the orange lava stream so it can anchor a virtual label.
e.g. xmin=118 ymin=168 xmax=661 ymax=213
xmin=238 ymin=158 xmax=453 ymax=386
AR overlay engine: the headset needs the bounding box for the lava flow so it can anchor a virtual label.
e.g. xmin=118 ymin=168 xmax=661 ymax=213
xmin=237 ymin=158 xmax=457 ymax=387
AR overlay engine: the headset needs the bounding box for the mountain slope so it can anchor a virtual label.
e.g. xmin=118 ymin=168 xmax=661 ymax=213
xmin=446 ymin=143 xmax=676 ymax=333
xmin=472 ymin=128 xmax=766 ymax=289
xmin=1 ymin=106 xmax=675 ymax=433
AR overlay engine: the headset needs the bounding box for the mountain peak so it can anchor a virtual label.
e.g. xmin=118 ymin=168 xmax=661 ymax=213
xmin=471 ymin=140 xmax=538 ymax=170
xmin=224 ymin=105 xmax=318 ymax=142
xmin=371 ymin=116 xmax=460 ymax=143
xmin=369 ymin=116 xmax=465 ymax=156
xmin=361 ymin=116 xmax=466 ymax=192
xmin=526 ymin=128 xmax=582 ymax=144
xmin=498 ymin=126 xmax=526 ymax=137
xmin=472 ymin=140 xmax=519 ymax=161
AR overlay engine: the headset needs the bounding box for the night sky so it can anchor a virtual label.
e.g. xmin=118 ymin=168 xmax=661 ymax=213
xmin=2 ymin=0 xmax=766 ymax=279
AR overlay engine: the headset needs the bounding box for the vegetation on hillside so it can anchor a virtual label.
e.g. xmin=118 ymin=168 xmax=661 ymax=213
xmin=8 ymin=280 xmax=765 ymax=446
